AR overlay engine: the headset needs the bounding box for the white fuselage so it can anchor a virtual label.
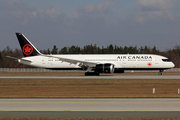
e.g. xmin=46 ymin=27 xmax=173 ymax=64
xmin=19 ymin=54 xmax=175 ymax=70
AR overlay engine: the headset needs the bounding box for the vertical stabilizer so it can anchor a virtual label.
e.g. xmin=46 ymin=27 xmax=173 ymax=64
xmin=16 ymin=33 xmax=42 ymax=57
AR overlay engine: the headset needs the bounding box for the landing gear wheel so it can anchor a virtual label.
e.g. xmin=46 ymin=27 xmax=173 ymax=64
xmin=158 ymin=70 xmax=163 ymax=76
xmin=95 ymin=72 xmax=99 ymax=76
xmin=158 ymin=72 xmax=162 ymax=75
xmin=85 ymin=72 xmax=88 ymax=76
xmin=85 ymin=72 xmax=100 ymax=76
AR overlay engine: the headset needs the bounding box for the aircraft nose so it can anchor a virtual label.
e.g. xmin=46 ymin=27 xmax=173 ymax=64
xmin=171 ymin=62 xmax=175 ymax=68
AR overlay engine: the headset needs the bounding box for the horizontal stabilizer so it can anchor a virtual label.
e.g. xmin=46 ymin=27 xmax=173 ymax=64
xmin=6 ymin=56 xmax=19 ymax=61
xmin=6 ymin=56 xmax=32 ymax=63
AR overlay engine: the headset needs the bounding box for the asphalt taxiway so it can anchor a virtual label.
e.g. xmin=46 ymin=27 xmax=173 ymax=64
xmin=0 ymin=75 xmax=180 ymax=79
xmin=0 ymin=98 xmax=180 ymax=118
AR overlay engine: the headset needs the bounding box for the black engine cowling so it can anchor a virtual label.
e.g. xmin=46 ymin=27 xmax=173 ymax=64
xmin=95 ymin=63 xmax=114 ymax=73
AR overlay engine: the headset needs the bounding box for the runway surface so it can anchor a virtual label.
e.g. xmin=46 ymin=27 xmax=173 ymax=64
xmin=0 ymin=98 xmax=180 ymax=118
xmin=1 ymin=111 xmax=180 ymax=118
xmin=0 ymin=75 xmax=180 ymax=79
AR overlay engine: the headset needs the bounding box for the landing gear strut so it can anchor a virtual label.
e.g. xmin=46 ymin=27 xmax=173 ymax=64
xmin=158 ymin=70 xmax=164 ymax=75
xmin=85 ymin=72 xmax=99 ymax=76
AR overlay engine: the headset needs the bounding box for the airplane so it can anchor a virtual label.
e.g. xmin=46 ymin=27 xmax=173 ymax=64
xmin=6 ymin=33 xmax=175 ymax=76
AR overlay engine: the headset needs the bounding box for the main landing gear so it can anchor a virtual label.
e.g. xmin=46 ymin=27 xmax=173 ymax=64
xmin=85 ymin=72 xmax=99 ymax=76
xmin=158 ymin=70 xmax=164 ymax=75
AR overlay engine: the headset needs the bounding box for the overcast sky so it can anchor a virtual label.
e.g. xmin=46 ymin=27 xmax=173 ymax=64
xmin=0 ymin=0 xmax=180 ymax=51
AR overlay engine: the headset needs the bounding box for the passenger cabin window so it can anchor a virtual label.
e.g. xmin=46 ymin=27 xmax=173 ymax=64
xmin=162 ymin=59 xmax=171 ymax=62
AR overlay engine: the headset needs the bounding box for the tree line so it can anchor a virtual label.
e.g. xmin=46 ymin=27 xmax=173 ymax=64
xmin=0 ymin=44 xmax=180 ymax=68
xmin=41 ymin=44 xmax=160 ymax=54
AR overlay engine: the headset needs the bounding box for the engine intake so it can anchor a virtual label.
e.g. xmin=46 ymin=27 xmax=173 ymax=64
xmin=95 ymin=63 xmax=114 ymax=73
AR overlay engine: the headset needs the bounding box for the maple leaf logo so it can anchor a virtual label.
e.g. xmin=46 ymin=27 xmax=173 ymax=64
xmin=22 ymin=44 xmax=33 ymax=55
xmin=147 ymin=62 xmax=152 ymax=66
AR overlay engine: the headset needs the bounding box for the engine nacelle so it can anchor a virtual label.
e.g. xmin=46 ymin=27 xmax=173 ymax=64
xmin=95 ymin=63 xmax=114 ymax=73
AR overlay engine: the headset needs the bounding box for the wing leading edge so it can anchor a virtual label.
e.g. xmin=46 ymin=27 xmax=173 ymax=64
xmin=41 ymin=55 xmax=97 ymax=68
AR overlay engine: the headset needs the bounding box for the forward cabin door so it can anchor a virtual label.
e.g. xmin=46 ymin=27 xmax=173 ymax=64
xmin=155 ymin=58 xmax=163 ymax=68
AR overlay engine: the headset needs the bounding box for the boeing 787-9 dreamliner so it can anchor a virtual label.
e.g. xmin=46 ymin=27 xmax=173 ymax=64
xmin=6 ymin=33 xmax=175 ymax=76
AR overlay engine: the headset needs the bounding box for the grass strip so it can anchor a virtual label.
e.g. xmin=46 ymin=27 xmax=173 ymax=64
xmin=0 ymin=79 xmax=180 ymax=98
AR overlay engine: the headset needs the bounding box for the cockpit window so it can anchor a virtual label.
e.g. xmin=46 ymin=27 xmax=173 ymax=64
xmin=162 ymin=59 xmax=172 ymax=62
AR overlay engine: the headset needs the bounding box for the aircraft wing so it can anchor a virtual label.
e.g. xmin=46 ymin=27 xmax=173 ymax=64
xmin=41 ymin=55 xmax=97 ymax=67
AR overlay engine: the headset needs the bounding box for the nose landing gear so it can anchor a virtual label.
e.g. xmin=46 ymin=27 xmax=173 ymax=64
xmin=158 ymin=70 xmax=164 ymax=75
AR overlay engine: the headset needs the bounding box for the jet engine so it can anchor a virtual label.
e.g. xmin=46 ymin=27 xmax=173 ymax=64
xmin=95 ymin=63 xmax=114 ymax=73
